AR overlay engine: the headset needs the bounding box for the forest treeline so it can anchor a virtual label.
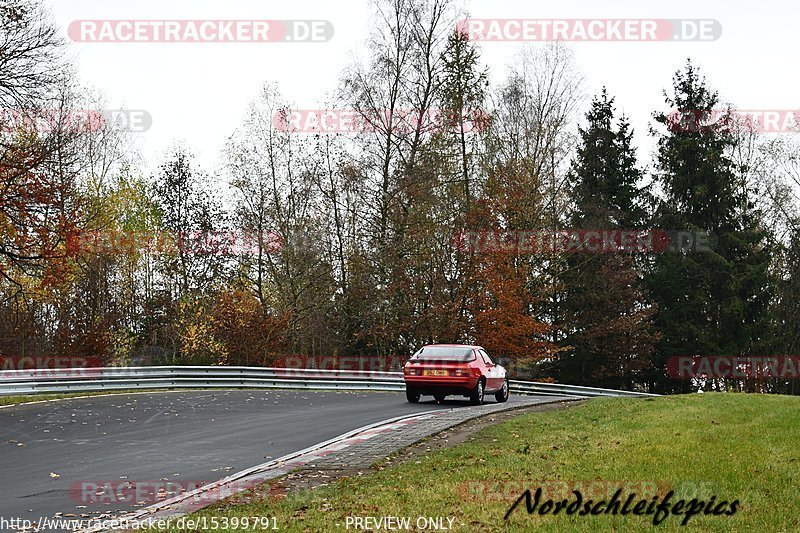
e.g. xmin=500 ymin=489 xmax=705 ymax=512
xmin=2 ymin=0 xmax=799 ymax=394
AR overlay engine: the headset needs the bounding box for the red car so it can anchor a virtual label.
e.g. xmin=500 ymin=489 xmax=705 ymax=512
xmin=403 ymin=344 xmax=509 ymax=405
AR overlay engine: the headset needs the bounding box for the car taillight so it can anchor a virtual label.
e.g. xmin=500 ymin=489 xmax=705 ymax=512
xmin=404 ymin=367 xmax=419 ymax=376
xmin=452 ymin=367 xmax=472 ymax=377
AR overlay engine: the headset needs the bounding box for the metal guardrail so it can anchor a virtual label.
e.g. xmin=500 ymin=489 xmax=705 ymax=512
xmin=0 ymin=366 xmax=657 ymax=398
xmin=510 ymin=380 xmax=656 ymax=398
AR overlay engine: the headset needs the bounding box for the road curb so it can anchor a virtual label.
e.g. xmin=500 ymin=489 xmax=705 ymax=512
xmin=80 ymin=396 xmax=580 ymax=531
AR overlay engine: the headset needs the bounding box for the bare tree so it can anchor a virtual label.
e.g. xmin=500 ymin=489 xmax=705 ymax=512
xmin=0 ymin=0 xmax=66 ymax=109
xmin=486 ymin=43 xmax=584 ymax=230
xmin=338 ymin=0 xmax=461 ymax=353
xmin=226 ymin=84 xmax=338 ymax=354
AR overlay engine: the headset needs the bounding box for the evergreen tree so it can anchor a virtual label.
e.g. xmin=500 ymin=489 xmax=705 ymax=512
xmin=646 ymin=60 xmax=773 ymax=393
xmin=556 ymin=88 xmax=658 ymax=389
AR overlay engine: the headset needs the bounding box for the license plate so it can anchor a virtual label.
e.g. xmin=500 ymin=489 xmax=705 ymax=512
xmin=423 ymin=370 xmax=448 ymax=376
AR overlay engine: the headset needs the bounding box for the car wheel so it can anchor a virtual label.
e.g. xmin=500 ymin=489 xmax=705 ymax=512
xmin=495 ymin=378 xmax=509 ymax=403
xmin=406 ymin=387 xmax=421 ymax=403
xmin=433 ymin=393 xmax=446 ymax=403
xmin=470 ymin=380 xmax=484 ymax=405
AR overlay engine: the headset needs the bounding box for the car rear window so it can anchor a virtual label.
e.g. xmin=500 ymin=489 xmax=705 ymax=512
xmin=412 ymin=346 xmax=476 ymax=361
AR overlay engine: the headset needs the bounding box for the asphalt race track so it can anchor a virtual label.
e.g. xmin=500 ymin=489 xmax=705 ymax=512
xmin=0 ymin=390 xmax=537 ymax=523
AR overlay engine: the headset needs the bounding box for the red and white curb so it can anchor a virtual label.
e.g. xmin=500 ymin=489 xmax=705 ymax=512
xmin=80 ymin=396 xmax=578 ymax=532
xmin=79 ymin=410 xmax=449 ymax=532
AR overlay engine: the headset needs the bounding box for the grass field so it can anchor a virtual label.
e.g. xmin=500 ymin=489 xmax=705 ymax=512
xmin=169 ymin=393 xmax=800 ymax=532
xmin=0 ymin=391 xmax=129 ymax=407
xmin=0 ymin=389 xmax=186 ymax=407
xmin=0 ymin=388 xmax=383 ymax=408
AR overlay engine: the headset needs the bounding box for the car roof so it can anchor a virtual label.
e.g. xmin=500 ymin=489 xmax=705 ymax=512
xmin=422 ymin=344 xmax=484 ymax=350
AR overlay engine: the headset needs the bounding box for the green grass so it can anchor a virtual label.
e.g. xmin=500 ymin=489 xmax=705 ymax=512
xmin=0 ymin=389 xmax=187 ymax=407
xmin=0 ymin=391 xmax=126 ymax=406
xmin=0 ymin=388 xmax=386 ymax=408
xmin=167 ymin=394 xmax=800 ymax=532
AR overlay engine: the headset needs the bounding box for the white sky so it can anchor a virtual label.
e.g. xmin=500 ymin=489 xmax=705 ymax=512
xmin=45 ymin=0 xmax=800 ymax=175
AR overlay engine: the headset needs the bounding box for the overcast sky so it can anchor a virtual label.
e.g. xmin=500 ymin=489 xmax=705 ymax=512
xmin=45 ymin=0 xmax=799 ymax=175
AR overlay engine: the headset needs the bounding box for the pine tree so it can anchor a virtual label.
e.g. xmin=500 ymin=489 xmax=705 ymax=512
xmin=646 ymin=60 xmax=774 ymax=393
xmin=556 ymin=88 xmax=658 ymax=389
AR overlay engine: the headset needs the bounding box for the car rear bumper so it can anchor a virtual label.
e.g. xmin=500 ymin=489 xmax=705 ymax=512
xmin=404 ymin=376 xmax=478 ymax=395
